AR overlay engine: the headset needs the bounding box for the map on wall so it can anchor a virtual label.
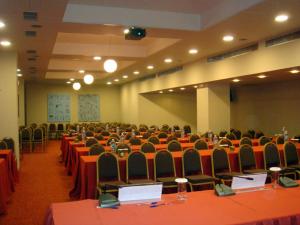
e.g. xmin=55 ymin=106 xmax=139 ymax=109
xmin=48 ymin=94 xmax=71 ymax=122
xmin=78 ymin=94 xmax=100 ymax=121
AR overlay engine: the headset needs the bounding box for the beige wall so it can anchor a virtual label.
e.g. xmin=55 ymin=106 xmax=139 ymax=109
xmin=26 ymin=82 xmax=121 ymax=124
xmin=18 ymin=79 xmax=25 ymax=126
xmin=0 ymin=52 xmax=20 ymax=167
xmin=230 ymin=80 xmax=300 ymax=137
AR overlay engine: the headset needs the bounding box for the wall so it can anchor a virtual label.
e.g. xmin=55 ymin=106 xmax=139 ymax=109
xmin=26 ymin=82 xmax=121 ymax=124
xmin=0 ymin=52 xmax=20 ymax=167
xmin=18 ymin=79 xmax=25 ymax=126
xmin=230 ymin=79 xmax=300 ymax=137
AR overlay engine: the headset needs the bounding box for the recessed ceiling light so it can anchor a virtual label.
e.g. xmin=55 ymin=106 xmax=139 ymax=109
xmin=147 ymin=65 xmax=154 ymax=70
xmin=66 ymin=81 xmax=71 ymax=84
xmin=114 ymin=78 xmax=119 ymax=82
xmin=17 ymin=69 xmax=21 ymax=72
xmin=70 ymin=78 xmax=75 ymax=81
xmin=107 ymin=81 xmax=112 ymax=85
xmin=168 ymin=89 xmax=173 ymax=92
xmin=275 ymin=14 xmax=289 ymax=23
xmin=193 ymin=85 xmax=198 ymax=88
xmin=232 ymin=79 xmax=240 ymax=82
xmin=123 ymin=28 xmax=130 ymax=34
xmin=122 ymin=75 xmax=128 ymax=79
xmin=159 ymin=91 xmax=163 ymax=94
xmin=93 ymin=56 xmax=102 ymax=61
xmin=189 ymin=48 xmax=198 ymax=54
xmin=17 ymin=73 xmax=23 ymax=77
xmin=290 ymin=69 xmax=299 ymax=74
xmin=180 ymin=87 xmax=185 ymax=90
xmin=0 ymin=21 xmax=6 ymax=29
xmin=164 ymin=58 xmax=173 ymax=63
xmin=0 ymin=40 xmax=11 ymax=47
xmin=257 ymin=74 xmax=267 ymax=79
xmin=78 ymin=70 xmax=85 ymax=74
xmin=223 ymin=35 xmax=234 ymax=42
xmin=72 ymin=82 xmax=81 ymax=91
xmin=133 ymin=71 xmax=140 ymax=75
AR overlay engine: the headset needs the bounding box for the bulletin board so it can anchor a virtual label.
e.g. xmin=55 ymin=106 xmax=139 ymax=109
xmin=78 ymin=94 xmax=100 ymax=121
xmin=47 ymin=94 xmax=71 ymax=122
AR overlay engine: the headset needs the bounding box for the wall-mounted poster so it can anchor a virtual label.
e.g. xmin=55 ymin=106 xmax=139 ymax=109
xmin=78 ymin=94 xmax=100 ymax=121
xmin=48 ymin=94 xmax=71 ymax=122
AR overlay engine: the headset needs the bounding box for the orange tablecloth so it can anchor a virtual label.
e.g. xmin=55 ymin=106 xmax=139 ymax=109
xmin=69 ymin=144 xmax=300 ymax=200
xmin=48 ymin=186 xmax=300 ymax=225
xmin=0 ymin=150 xmax=18 ymax=192
xmin=0 ymin=158 xmax=11 ymax=214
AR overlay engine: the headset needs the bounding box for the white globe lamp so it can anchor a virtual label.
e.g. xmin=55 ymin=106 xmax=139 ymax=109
xmin=83 ymin=74 xmax=94 ymax=85
xmin=103 ymin=59 xmax=117 ymax=73
xmin=72 ymin=82 xmax=81 ymax=90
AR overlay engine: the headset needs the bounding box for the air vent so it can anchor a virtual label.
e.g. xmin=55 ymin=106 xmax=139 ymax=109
xmin=27 ymin=50 xmax=37 ymax=54
xmin=265 ymin=30 xmax=300 ymax=47
xmin=28 ymin=58 xmax=36 ymax=61
xmin=31 ymin=24 xmax=42 ymax=28
xmin=207 ymin=44 xmax=258 ymax=63
xmin=157 ymin=66 xmax=183 ymax=77
xmin=138 ymin=74 xmax=156 ymax=82
xmin=23 ymin=11 xmax=38 ymax=21
xmin=25 ymin=31 xmax=37 ymax=37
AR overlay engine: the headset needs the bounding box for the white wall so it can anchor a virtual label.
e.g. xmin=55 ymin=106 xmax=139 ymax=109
xmin=230 ymin=79 xmax=300 ymax=137
xmin=26 ymin=82 xmax=121 ymax=124
xmin=18 ymin=79 xmax=25 ymax=126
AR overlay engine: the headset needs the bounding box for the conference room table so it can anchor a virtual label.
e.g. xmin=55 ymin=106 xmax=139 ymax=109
xmin=0 ymin=158 xmax=11 ymax=214
xmin=69 ymin=144 xmax=300 ymax=200
xmin=0 ymin=149 xmax=18 ymax=192
xmin=47 ymin=184 xmax=300 ymax=225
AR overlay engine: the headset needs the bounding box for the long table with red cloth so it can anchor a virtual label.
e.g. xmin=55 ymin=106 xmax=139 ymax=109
xmin=69 ymin=144 xmax=300 ymax=200
xmin=0 ymin=159 xmax=12 ymax=214
xmin=47 ymin=185 xmax=300 ymax=225
xmin=0 ymin=150 xmax=18 ymax=192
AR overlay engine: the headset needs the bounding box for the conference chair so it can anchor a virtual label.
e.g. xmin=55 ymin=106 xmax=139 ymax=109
xmin=211 ymin=147 xmax=242 ymax=184
xmin=183 ymin=125 xmax=191 ymax=134
xmin=40 ymin=125 xmax=47 ymax=144
xmin=95 ymin=134 xmax=104 ymax=140
xmin=20 ymin=128 xmax=32 ymax=152
xmin=242 ymin=132 xmax=252 ymax=139
xmin=276 ymin=135 xmax=284 ymax=145
xmin=101 ymin=131 xmax=110 ymax=137
xmin=189 ymin=134 xmax=200 ymax=143
xmin=116 ymin=143 xmax=132 ymax=154
xmin=283 ymin=141 xmax=300 ymax=177
xmin=110 ymin=133 xmax=120 ymax=140
xmin=48 ymin=123 xmax=57 ymax=140
xmin=157 ymin=132 xmax=168 ymax=138
xmin=255 ymin=131 xmax=264 ymax=139
xmin=86 ymin=137 xmax=98 ymax=147
xmin=166 ymin=135 xmax=177 ymax=143
xmin=259 ymin=136 xmax=271 ymax=146
xmin=219 ymin=130 xmax=227 ymax=138
xmin=3 ymin=137 xmax=15 ymax=153
xmin=161 ymin=124 xmax=170 ymax=133
xmin=247 ymin=129 xmax=255 ymax=139
xmin=32 ymin=127 xmax=44 ymax=151
xmin=148 ymin=136 xmax=160 ymax=145
xmin=85 ymin=130 xmax=94 ymax=137
xmin=126 ymin=151 xmax=154 ymax=184
xmin=218 ymin=138 xmax=233 ymax=147
xmin=96 ymin=152 xmax=126 ymax=196
xmin=129 ymin=137 xmax=142 ymax=145
xmin=225 ymin=133 xmax=237 ymax=140
xmin=0 ymin=140 xmax=7 ymax=150
xmin=194 ymin=139 xmax=209 ymax=150
xmin=140 ymin=142 xmax=156 ymax=153
xmin=182 ymin=148 xmax=215 ymax=191
xmin=139 ymin=126 xmax=147 ymax=132
xmin=263 ymin=142 xmax=296 ymax=179
xmin=167 ymin=140 xmax=182 ymax=152
xmin=154 ymin=150 xmax=177 ymax=191
xmin=239 ymin=137 xmax=252 ymax=146
xmin=89 ymin=144 xmax=105 ymax=155
xmin=57 ymin=123 xmax=64 ymax=139
xmin=173 ymin=125 xmax=180 ymax=132
xmin=174 ymin=131 xmax=182 ymax=138
xmin=232 ymin=129 xmax=242 ymax=140
xmin=238 ymin=144 xmax=268 ymax=174
xmin=142 ymin=132 xmax=151 ymax=139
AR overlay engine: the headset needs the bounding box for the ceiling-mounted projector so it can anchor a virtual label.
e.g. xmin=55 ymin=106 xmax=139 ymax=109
xmin=125 ymin=27 xmax=146 ymax=40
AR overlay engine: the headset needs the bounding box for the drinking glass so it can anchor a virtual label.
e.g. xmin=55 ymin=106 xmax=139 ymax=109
xmin=269 ymin=167 xmax=281 ymax=189
xmin=175 ymin=178 xmax=188 ymax=201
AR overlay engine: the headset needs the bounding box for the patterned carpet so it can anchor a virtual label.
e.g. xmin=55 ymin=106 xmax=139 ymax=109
xmin=0 ymin=141 xmax=72 ymax=225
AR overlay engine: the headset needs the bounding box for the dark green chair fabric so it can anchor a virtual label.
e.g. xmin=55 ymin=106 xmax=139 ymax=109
xmin=148 ymin=136 xmax=160 ymax=145
xmin=189 ymin=134 xmax=200 ymax=143
xmin=157 ymin=132 xmax=168 ymax=138
xmin=218 ymin=138 xmax=233 ymax=147
xmin=89 ymin=144 xmax=105 ymax=155
xmin=140 ymin=142 xmax=156 ymax=153
xmin=101 ymin=131 xmax=110 ymax=137
xmin=242 ymin=132 xmax=252 ymax=139
xmin=194 ymin=139 xmax=208 ymax=150
xmin=263 ymin=143 xmax=281 ymax=169
xmin=255 ymin=131 xmax=264 ymax=139
xmin=259 ymin=136 xmax=271 ymax=146
xmin=129 ymin=137 xmax=142 ymax=145
xmin=0 ymin=141 xmax=7 ymax=150
xmin=95 ymin=134 xmax=104 ymax=140
xmin=239 ymin=137 xmax=252 ymax=146
xmin=86 ymin=137 xmax=98 ymax=147
xmin=225 ymin=133 xmax=237 ymax=140
xmin=284 ymin=141 xmax=300 ymax=169
xmin=276 ymin=135 xmax=284 ymax=145
xmin=166 ymin=135 xmax=177 ymax=143
xmin=219 ymin=130 xmax=227 ymax=138
xmin=116 ymin=143 xmax=131 ymax=153
xmin=167 ymin=140 xmax=182 ymax=152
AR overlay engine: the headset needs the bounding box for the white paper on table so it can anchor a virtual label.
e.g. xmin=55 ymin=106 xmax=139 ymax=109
xmin=231 ymin=173 xmax=267 ymax=190
xmin=118 ymin=183 xmax=163 ymax=204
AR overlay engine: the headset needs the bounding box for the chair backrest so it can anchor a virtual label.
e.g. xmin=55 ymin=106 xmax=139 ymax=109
xmin=247 ymin=129 xmax=255 ymax=139
xmin=166 ymin=135 xmax=177 ymax=143
xmin=21 ymin=128 xmax=32 ymax=141
xmin=232 ymin=129 xmax=242 ymax=140
xmin=211 ymin=147 xmax=230 ymax=176
xmin=157 ymin=132 xmax=168 ymax=138
xmin=106 ymin=137 xmax=118 ymax=146
xmin=276 ymin=135 xmax=284 ymax=145
xmin=142 ymin=132 xmax=151 ymax=139
xmin=95 ymin=134 xmax=104 ymax=140
xmin=3 ymin=137 xmax=15 ymax=152
xmin=49 ymin=123 xmax=56 ymax=131
xmin=189 ymin=134 xmax=200 ymax=143
xmin=239 ymin=137 xmax=252 ymax=146
xmin=116 ymin=143 xmax=131 ymax=153
xmin=183 ymin=125 xmax=191 ymax=134
xmin=242 ymin=132 xmax=252 ymax=139
xmin=225 ymin=133 xmax=237 ymax=140
xmin=194 ymin=139 xmax=208 ymax=150
xmin=33 ymin=128 xmax=43 ymax=140
xmin=173 ymin=125 xmax=180 ymax=131
xmin=86 ymin=137 xmax=98 ymax=147
xmin=0 ymin=140 xmax=8 ymax=150
xmin=263 ymin=142 xmax=280 ymax=169
xmin=167 ymin=140 xmax=182 ymax=152
xmin=255 ymin=131 xmax=264 ymax=139
xmin=101 ymin=131 xmax=110 ymax=137
xmin=140 ymin=142 xmax=156 ymax=153
xmin=57 ymin=123 xmax=64 ymax=131
xmin=154 ymin=150 xmax=176 ymax=179
xmin=239 ymin=144 xmax=257 ymax=171
xmin=89 ymin=144 xmax=105 ymax=155
xmin=218 ymin=138 xmax=233 ymax=147
xmin=85 ymin=131 xmax=94 ymax=137
xmin=110 ymin=134 xmax=120 ymax=140
xmin=97 ymin=152 xmax=120 ymax=181
xmin=148 ymin=136 xmax=160 ymax=145
xmin=129 ymin=137 xmax=142 ymax=145
xmin=182 ymin=148 xmax=202 ymax=176
xmin=283 ymin=141 xmax=299 ymax=166
xmin=219 ymin=130 xmax=227 ymax=138
xmin=259 ymin=136 xmax=271 ymax=146
xmin=127 ymin=151 xmax=149 ymax=182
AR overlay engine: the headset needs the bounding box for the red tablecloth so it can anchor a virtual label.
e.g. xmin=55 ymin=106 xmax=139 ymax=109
xmin=0 ymin=150 xmax=18 ymax=192
xmin=48 ymin=186 xmax=300 ymax=225
xmin=0 ymin=158 xmax=11 ymax=214
xmin=69 ymin=144 xmax=300 ymax=200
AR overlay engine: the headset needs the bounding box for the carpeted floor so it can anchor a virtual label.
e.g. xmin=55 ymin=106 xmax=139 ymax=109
xmin=0 ymin=140 xmax=72 ymax=225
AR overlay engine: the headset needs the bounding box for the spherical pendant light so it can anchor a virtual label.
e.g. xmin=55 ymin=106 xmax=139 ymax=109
xmin=72 ymin=82 xmax=81 ymax=90
xmin=103 ymin=59 xmax=117 ymax=73
xmin=83 ymin=74 xmax=94 ymax=85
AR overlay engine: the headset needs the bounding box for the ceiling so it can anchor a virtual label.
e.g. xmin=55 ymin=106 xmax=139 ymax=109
xmin=0 ymin=0 xmax=300 ymax=87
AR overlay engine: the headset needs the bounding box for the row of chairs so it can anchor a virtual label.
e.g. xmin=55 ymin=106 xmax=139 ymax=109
xmin=19 ymin=127 xmax=46 ymax=152
xmin=95 ymin=141 xmax=300 ymax=196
